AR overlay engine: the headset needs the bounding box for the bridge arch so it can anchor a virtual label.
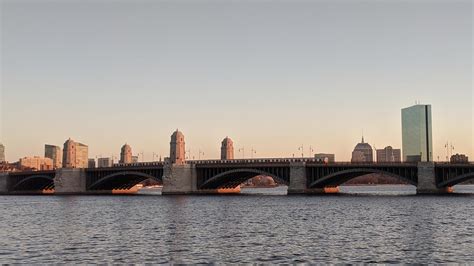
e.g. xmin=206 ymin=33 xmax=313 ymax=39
xmin=199 ymin=168 xmax=288 ymax=190
xmin=88 ymin=171 xmax=160 ymax=191
xmin=437 ymin=172 xmax=474 ymax=188
xmin=12 ymin=175 xmax=55 ymax=191
xmin=309 ymin=168 xmax=417 ymax=188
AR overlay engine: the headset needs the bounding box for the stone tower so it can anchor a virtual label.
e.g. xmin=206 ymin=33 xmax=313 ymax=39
xmin=170 ymin=129 xmax=185 ymax=164
xmin=221 ymin=137 xmax=234 ymax=160
xmin=120 ymin=143 xmax=133 ymax=164
xmin=62 ymin=138 xmax=76 ymax=168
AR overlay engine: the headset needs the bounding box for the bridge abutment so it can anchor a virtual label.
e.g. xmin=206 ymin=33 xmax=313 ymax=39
xmin=162 ymin=161 xmax=197 ymax=195
xmin=417 ymin=162 xmax=451 ymax=194
xmin=54 ymin=168 xmax=87 ymax=194
xmin=0 ymin=173 xmax=8 ymax=194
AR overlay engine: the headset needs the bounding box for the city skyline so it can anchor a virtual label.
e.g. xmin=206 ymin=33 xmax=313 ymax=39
xmin=1 ymin=0 xmax=472 ymax=162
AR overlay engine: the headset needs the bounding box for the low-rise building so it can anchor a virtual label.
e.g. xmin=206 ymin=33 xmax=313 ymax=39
xmin=376 ymin=146 xmax=401 ymax=163
xmin=18 ymin=156 xmax=53 ymax=171
xmin=88 ymin=158 xmax=96 ymax=168
xmin=314 ymin=153 xmax=335 ymax=163
xmin=450 ymin=154 xmax=469 ymax=164
xmin=97 ymin=157 xmax=113 ymax=168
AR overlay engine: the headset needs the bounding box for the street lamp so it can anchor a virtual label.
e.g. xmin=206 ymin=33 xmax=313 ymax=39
xmin=239 ymin=147 xmax=245 ymax=159
xmin=199 ymin=150 xmax=205 ymax=160
xmin=251 ymin=148 xmax=256 ymax=159
xmin=298 ymin=145 xmax=304 ymax=158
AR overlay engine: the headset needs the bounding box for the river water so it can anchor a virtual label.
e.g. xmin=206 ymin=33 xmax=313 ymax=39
xmin=1 ymin=185 xmax=473 ymax=264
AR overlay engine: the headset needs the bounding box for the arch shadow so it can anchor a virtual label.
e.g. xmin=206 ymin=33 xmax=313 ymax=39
xmin=200 ymin=168 xmax=288 ymax=190
xmin=12 ymin=175 xmax=55 ymax=191
xmin=88 ymin=171 xmax=160 ymax=190
xmin=438 ymin=172 xmax=474 ymax=188
xmin=309 ymin=168 xmax=417 ymax=188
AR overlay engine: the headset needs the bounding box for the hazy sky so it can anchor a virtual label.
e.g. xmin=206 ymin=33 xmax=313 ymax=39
xmin=1 ymin=0 xmax=472 ymax=162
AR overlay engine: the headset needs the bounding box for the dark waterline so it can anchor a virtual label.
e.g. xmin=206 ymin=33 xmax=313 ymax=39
xmin=1 ymin=185 xmax=473 ymax=264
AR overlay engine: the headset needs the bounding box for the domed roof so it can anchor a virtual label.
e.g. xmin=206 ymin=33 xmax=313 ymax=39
xmin=354 ymin=137 xmax=372 ymax=151
xmin=171 ymin=129 xmax=184 ymax=140
xmin=121 ymin=143 xmax=131 ymax=150
xmin=222 ymin=136 xmax=233 ymax=145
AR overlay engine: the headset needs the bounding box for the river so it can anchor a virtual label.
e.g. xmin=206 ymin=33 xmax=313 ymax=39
xmin=0 ymin=185 xmax=473 ymax=263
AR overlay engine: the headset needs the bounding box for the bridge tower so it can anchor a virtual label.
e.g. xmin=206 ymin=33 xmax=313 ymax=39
xmin=120 ymin=143 xmax=133 ymax=164
xmin=62 ymin=138 xmax=76 ymax=168
xmin=221 ymin=137 xmax=234 ymax=160
xmin=170 ymin=129 xmax=186 ymax=164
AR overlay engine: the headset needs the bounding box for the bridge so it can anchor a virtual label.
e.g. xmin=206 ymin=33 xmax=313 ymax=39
xmin=1 ymin=159 xmax=473 ymax=195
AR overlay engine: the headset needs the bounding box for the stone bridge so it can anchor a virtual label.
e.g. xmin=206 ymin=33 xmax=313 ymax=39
xmin=1 ymin=159 xmax=473 ymax=195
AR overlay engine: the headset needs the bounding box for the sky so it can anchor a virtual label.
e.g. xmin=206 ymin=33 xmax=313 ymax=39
xmin=0 ymin=0 xmax=472 ymax=162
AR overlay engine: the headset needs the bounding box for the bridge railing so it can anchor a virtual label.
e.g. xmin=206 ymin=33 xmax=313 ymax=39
xmin=187 ymin=158 xmax=419 ymax=166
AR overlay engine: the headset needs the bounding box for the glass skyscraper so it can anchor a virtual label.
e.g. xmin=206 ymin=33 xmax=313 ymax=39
xmin=401 ymin=104 xmax=433 ymax=162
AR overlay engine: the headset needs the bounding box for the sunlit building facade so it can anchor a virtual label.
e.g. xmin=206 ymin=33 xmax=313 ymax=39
xmin=19 ymin=156 xmax=53 ymax=171
xmin=62 ymin=138 xmax=89 ymax=168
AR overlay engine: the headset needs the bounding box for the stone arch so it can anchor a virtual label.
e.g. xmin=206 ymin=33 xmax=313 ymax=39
xmin=88 ymin=171 xmax=159 ymax=190
xmin=12 ymin=175 xmax=55 ymax=191
xmin=199 ymin=168 xmax=288 ymax=190
xmin=309 ymin=168 xmax=417 ymax=188
xmin=437 ymin=172 xmax=474 ymax=188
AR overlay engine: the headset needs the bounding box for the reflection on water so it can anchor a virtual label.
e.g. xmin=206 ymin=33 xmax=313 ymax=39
xmin=0 ymin=185 xmax=473 ymax=263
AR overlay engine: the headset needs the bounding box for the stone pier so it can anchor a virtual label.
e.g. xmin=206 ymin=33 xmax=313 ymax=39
xmin=416 ymin=162 xmax=451 ymax=194
xmin=54 ymin=168 xmax=87 ymax=194
xmin=0 ymin=173 xmax=8 ymax=194
xmin=161 ymin=161 xmax=197 ymax=195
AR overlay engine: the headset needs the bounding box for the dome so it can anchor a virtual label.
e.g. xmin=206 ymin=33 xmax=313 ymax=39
xmin=222 ymin=136 xmax=233 ymax=146
xmin=121 ymin=143 xmax=131 ymax=151
xmin=353 ymin=137 xmax=372 ymax=151
xmin=171 ymin=129 xmax=185 ymax=142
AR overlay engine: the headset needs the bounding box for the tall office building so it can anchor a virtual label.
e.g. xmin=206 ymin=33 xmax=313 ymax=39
xmin=120 ymin=144 xmax=133 ymax=164
xmin=376 ymin=146 xmax=401 ymax=162
xmin=62 ymin=138 xmax=89 ymax=168
xmin=220 ymin=137 xmax=234 ymax=160
xmin=351 ymin=136 xmax=373 ymax=163
xmin=170 ymin=129 xmax=185 ymax=164
xmin=0 ymin=143 xmax=5 ymax=163
xmin=44 ymin=144 xmax=62 ymax=168
xmin=402 ymin=104 xmax=433 ymax=162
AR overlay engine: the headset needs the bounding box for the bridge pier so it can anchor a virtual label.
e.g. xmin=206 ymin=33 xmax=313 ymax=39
xmin=417 ymin=162 xmax=451 ymax=194
xmin=287 ymin=162 xmax=307 ymax=194
xmin=161 ymin=161 xmax=197 ymax=195
xmin=54 ymin=168 xmax=87 ymax=194
xmin=0 ymin=173 xmax=8 ymax=194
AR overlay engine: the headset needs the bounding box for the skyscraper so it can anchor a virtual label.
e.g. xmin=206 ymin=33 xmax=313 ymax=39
xmin=45 ymin=144 xmax=62 ymax=168
xmin=220 ymin=137 xmax=234 ymax=160
xmin=62 ymin=138 xmax=89 ymax=168
xmin=120 ymin=144 xmax=133 ymax=164
xmin=0 ymin=143 xmax=5 ymax=163
xmin=402 ymin=104 xmax=433 ymax=162
xmin=170 ymin=129 xmax=185 ymax=164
